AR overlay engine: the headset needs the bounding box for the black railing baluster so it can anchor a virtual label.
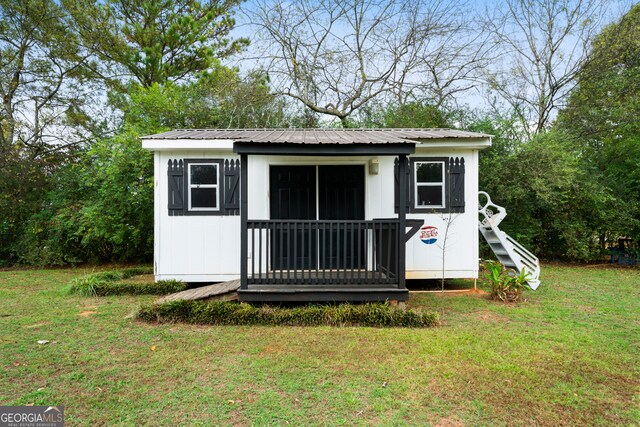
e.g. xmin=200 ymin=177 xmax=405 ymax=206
xmin=370 ymin=222 xmax=375 ymax=284
xmin=385 ymin=222 xmax=390 ymax=284
xmin=328 ymin=222 xmax=333 ymax=284
xmin=279 ymin=222 xmax=284 ymax=284
xmin=364 ymin=223 xmax=369 ymax=284
xmin=394 ymin=222 xmax=399 ymax=282
xmin=376 ymin=221 xmax=382 ymax=284
xmin=267 ymin=222 xmax=271 ymax=283
xmin=349 ymin=222 xmax=354 ymax=284
xmin=317 ymin=222 xmax=321 ymax=285
xmin=341 ymin=222 xmax=346 ymax=284
xmin=258 ymin=222 xmax=262 ymax=284
xmin=357 ymin=222 xmax=362 ymax=284
xmin=293 ymin=221 xmax=298 ymax=284
xmin=303 ymin=221 xmax=307 ymax=283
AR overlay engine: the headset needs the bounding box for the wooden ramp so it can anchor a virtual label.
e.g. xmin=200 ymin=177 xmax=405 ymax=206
xmin=155 ymin=279 xmax=240 ymax=304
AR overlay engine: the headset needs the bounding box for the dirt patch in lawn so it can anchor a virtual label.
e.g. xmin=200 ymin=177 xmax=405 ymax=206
xmin=432 ymin=416 xmax=465 ymax=427
xmin=474 ymin=310 xmax=509 ymax=322
xmin=416 ymin=288 xmax=487 ymax=297
xmin=23 ymin=322 xmax=49 ymax=328
xmin=78 ymin=310 xmax=98 ymax=317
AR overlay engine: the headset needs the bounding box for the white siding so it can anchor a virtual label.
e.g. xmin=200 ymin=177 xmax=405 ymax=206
xmin=155 ymin=151 xmax=241 ymax=282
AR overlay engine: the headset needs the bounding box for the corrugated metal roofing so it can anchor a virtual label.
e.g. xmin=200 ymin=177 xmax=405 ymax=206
xmin=141 ymin=128 xmax=490 ymax=144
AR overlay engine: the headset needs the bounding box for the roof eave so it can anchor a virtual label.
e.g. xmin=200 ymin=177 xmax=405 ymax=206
xmin=233 ymin=141 xmax=416 ymax=156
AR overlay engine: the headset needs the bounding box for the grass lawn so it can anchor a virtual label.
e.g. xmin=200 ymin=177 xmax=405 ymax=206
xmin=0 ymin=265 xmax=638 ymax=426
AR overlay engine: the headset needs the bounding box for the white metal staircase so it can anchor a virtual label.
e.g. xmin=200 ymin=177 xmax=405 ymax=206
xmin=478 ymin=191 xmax=541 ymax=289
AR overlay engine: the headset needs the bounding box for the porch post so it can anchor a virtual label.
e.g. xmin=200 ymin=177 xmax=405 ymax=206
xmin=240 ymin=153 xmax=248 ymax=290
xmin=398 ymin=154 xmax=407 ymax=289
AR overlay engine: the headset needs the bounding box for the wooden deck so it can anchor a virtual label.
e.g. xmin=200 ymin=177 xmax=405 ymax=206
xmin=154 ymin=274 xmax=408 ymax=304
xmin=240 ymin=270 xmax=407 ymax=302
xmin=155 ymin=279 xmax=240 ymax=304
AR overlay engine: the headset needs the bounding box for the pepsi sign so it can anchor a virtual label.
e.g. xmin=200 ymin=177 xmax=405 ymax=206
xmin=419 ymin=225 xmax=438 ymax=245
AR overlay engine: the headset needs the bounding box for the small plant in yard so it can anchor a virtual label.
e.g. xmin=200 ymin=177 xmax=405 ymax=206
xmin=67 ymin=267 xmax=186 ymax=296
xmin=137 ymin=300 xmax=441 ymax=328
xmin=484 ymin=260 xmax=531 ymax=303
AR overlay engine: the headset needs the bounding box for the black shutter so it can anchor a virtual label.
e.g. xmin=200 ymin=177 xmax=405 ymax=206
xmin=167 ymin=159 xmax=184 ymax=216
xmin=223 ymin=159 xmax=240 ymax=215
xmin=394 ymin=157 xmax=410 ymax=213
xmin=448 ymin=157 xmax=465 ymax=213
xmin=168 ymin=159 xmax=184 ymax=216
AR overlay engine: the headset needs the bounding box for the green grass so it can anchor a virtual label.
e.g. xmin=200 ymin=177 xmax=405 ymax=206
xmin=66 ymin=267 xmax=186 ymax=296
xmin=0 ymin=265 xmax=638 ymax=426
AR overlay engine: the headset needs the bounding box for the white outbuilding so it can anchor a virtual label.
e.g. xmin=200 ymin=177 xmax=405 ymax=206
xmin=142 ymin=128 xmax=500 ymax=301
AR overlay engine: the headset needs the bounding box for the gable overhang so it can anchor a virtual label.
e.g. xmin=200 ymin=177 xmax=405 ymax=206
xmin=142 ymin=139 xmax=235 ymax=151
xmin=414 ymin=138 xmax=492 ymax=150
xmin=232 ymin=141 xmax=415 ymax=156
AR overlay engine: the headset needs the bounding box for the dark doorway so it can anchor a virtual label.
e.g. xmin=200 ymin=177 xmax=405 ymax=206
xmin=318 ymin=165 xmax=365 ymax=269
xmin=270 ymin=166 xmax=317 ymax=270
xmin=270 ymin=164 xmax=365 ymax=271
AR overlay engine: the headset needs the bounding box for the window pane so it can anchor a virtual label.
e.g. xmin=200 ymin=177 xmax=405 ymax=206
xmin=417 ymin=186 xmax=443 ymax=207
xmin=416 ymin=162 xmax=443 ymax=183
xmin=191 ymin=188 xmax=217 ymax=208
xmin=191 ymin=164 xmax=217 ymax=185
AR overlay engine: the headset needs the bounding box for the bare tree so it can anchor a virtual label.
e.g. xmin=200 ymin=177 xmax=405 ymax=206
xmin=0 ymin=0 xmax=96 ymax=159
xmin=243 ymin=0 xmax=473 ymax=126
xmin=392 ymin=11 xmax=495 ymax=110
xmin=483 ymin=0 xmax=607 ymax=138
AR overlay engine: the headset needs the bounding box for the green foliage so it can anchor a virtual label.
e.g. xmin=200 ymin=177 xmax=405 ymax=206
xmin=15 ymin=128 xmax=154 ymax=264
xmin=0 ymin=149 xmax=54 ymax=264
xmin=64 ymin=0 xmax=249 ymax=88
xmin=67 ymin=267 xmax=185 ymax=296
xmin=483 ymin=260 xmax=530 ymax=303
xmin=137 ymin=300 xmax=441 ymax=328
xmin=115 ymin=72 xmax=290 ymax=132
xmin=477 ymin=120 xmax=611 ymax=260
xmin=0 ymin=0 xmax=94 ymax=264
xmin=557 ymin=3 xmax=640 ymax=243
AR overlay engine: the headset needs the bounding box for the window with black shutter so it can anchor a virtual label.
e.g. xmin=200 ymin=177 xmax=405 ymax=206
xmin=395 ymin=156 xmax=465 ymax=213
xmin=166 ymin=158 xmax=241 ymax=216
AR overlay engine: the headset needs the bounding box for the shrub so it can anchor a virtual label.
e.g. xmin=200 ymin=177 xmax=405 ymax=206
xmin=484 ymin=260 xmax=531 ymax=303
xmin=67 ymin=267 xmax=186 ymax=296
xmin=137 ymin=300 xmax=441 ymax=328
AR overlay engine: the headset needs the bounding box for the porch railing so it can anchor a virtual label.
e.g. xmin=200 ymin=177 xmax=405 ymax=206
xmin=246 ymin=219 xmax=402 ymax=287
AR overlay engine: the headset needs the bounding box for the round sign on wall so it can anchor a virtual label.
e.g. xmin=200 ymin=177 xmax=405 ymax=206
xmin=419 ymin=225 xmax=439 ymax=245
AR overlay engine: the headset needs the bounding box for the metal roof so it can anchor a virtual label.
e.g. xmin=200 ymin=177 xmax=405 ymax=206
xmin=141 ymin=128 xmax=490 ymax=144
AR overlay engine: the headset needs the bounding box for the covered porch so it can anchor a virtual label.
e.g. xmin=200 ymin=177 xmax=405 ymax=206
xmin=235 ymin=133 xmax=418 ymax=302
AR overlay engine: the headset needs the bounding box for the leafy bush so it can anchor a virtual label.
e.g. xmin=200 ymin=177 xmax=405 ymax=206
xmin=484 ymin=260 xmax=531 ymax=303
xmin=137 ymin=300 xmax=440 ymax=328
xmin=67 ymin=267 xmax=186 ymax=296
